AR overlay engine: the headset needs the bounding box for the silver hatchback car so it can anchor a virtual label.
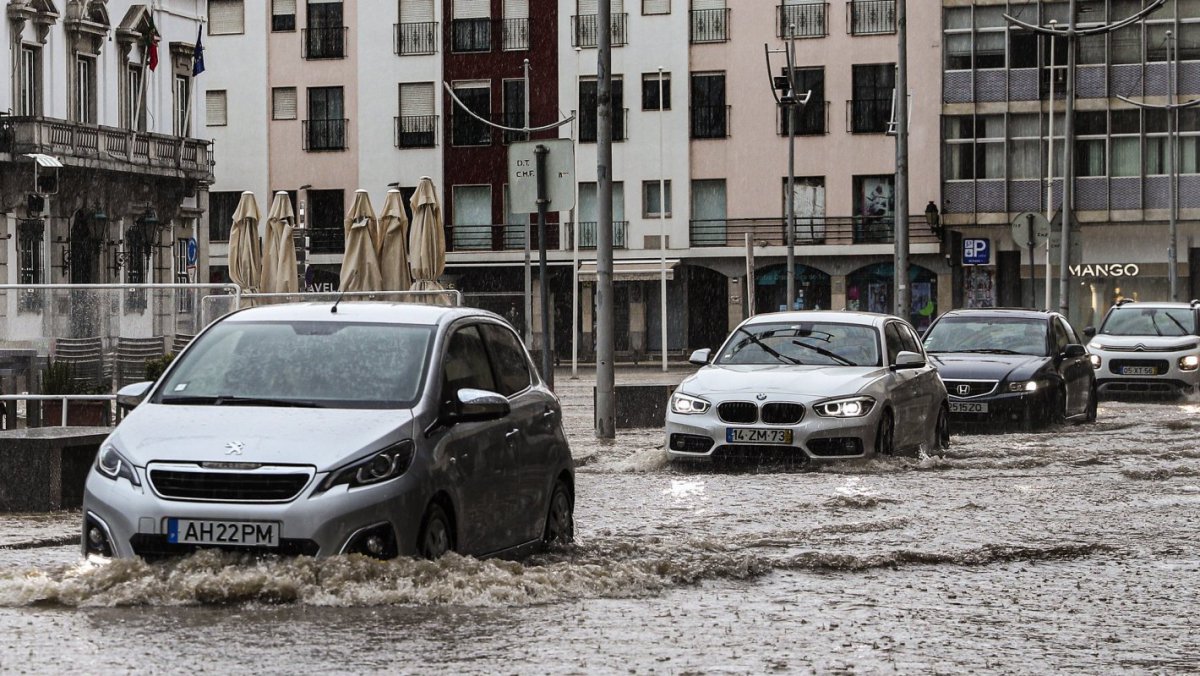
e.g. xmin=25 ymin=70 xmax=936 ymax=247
xmin=82 ymin=302 xmax=575 ymax=560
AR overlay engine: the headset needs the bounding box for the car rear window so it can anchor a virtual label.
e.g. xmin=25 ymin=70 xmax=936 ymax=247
xmin=1099 ymin=307 xmax=1196 ymax=337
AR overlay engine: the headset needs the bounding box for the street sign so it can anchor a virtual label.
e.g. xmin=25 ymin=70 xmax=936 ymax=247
xmin=186 ymin=237 xmax=198 ymax=265
xmin=1048 ymin=228 xmax=1084 ymax=266
xmin=1010 ymin=212 xmax=1051 ymax=247
xmin=508 ymin=139 xmax=576 ymax=213
xmin=962 ymin=238 xmax=991 ymax=266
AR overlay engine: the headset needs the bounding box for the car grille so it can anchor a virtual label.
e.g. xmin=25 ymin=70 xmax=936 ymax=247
xmin=761 ymin=403 xmax=805 ymax=425
xmin=807 ymin=437 xmax=865 ymax=457
xmin=129 ymin=534 xmax=319 ymax=561
xmin=711 ymin=445 xmax=807 ymax=464
xmin=149 ymin=467 xmax=312 ymax=502
xmin=944 ymin=380 xmax=998 ymax=398
xmin=718 ymin=401 xmax=758 ymax=424
xmin=1100 ymin=343 xmax=1197 ymax=353
xmin=1108 ymin=359 xmax=1169 ymax=375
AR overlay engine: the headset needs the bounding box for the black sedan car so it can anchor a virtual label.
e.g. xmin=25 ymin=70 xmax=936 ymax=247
xmin=922 ymin=309 xmax=1097 ymax=430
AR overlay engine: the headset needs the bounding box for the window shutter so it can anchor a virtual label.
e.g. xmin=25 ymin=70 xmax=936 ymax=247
xmin=578 ymin=0 xmax=598 ymax=15
xmin=644 ymin=0 xmax=669 ymax=13
xmin=400 ymin=0 xmax=434 ymax=23
xmin=273 ymin=87 xmax=297 ymax=119
xmin=612 ymin=0 xmax=625 ymax=13
xmin=504 ymin=0 xmax=529 ymax=20
xmin=208 ymin=0 xmax=245 ymax=34
xmin=271 ymin=0 xmax=296 ymax=15
xmin=205 ymin=91 xmax=227 ymax=126
xmin=400 ymin=83 xmax=434 ymax=116
xmin=453 ymin=0 xmax=490 ymax=19
xmin=691 ymin=0 xmax=723 ymax=10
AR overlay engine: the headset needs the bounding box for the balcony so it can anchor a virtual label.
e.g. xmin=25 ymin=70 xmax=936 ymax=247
xmin=691 ymin=104 xmax=730 ymax=139
xmin=846 ymin=98 xmax=891 ymax=134
xmin=446 ymin=224 xmax=559 ymax=252
xmin=690 ymin=8 xmax=730 ymax=43
xmin=777 ymin=3 xmax=827 ymax=39
xmin=452 ymin=18 xmax=492 ymax=52
xmin=0 ymin=115 xmax=212 ymax=182
xmin=302 ymin=26 xmax=347 ymax=59
xmin=394 ymin=21 xmax=438 ymax=55
xmin=303 ymin=118 xmax=349 ymax=152
xmin=847 ymin=0 xmax=895 ymax=36
xmin=571 ymin=13 xmax=628 ymax=48
xmin=569 ymin=221 xmax=628 ymax=249
xmin=779 ymin=101 xmax=830 ymax=136
xmin=394 ymin=115 xmax=438 ymax=148
xmin=688 ymin=216 xmax=940 ymax=248
xmin=502 ymin=17 xmax=530 ymax=50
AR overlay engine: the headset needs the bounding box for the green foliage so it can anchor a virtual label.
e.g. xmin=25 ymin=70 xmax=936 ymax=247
xmin=144 ymin=353 xmax=176 ymax=381
xmin=42 ymin=360 xmax=109 ymax=395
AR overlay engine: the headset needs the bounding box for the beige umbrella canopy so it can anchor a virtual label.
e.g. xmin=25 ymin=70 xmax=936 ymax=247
xmin=262 ymin=191 xmax=299 ymax=294
xmin=408 ymin=177 xmax=446 ymax=294
xmin=339 ymin=189 xmax=383 ymax=293
xmin=378 ymin=189 xmax=412 ymax=292
xmin=228 ymin=191 xmax=261 ymax=294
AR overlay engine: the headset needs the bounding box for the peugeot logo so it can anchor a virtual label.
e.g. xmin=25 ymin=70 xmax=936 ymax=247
xmin=224 ymin=441 xmax=244 ymax=456
xmin=957 ymin=384 xmax=972 ymax=396
xmin=756 ymin=393 xmax=768 ymax=401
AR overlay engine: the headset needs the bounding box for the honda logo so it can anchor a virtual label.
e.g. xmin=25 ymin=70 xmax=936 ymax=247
xmin=956 ymin=384 xmax=972 ymax=396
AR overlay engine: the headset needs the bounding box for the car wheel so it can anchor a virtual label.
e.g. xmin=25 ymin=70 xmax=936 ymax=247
xmin=874 ymin=410 xmax=895 ymax=456
xmin=542 ymin=480 xmax=574 ymax=547
xmin=931 ymin=404 xmax=950 ymax=452
xmin=1084 ymin=385 xmax=1098 ymax=423
xmin=1051 ymin=388 xmax=1068 ymax=427
xmin=418 ymin=503 xmax=453 ymax=560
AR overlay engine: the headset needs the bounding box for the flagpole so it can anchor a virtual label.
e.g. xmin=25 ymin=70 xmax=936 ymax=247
xmin=179 ymin=22 xmax=204 ymax=161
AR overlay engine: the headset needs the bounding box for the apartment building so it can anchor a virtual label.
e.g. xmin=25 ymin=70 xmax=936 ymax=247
xmin=941 ymin=0 xmax=1200 ymax=327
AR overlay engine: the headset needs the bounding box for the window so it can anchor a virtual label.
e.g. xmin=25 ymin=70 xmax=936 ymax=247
xmin=1146 ymin=109 xmax=1169 ymax=176
xmin=73 ymin=55 xmax=96 ymax=124
xmin=398 ymin=0 xmax=438 ymax=55
xmin=943 ymin=115 xmax=1003 ymax=181
xmin=305 ymin=86 xmax=347 ymax=151
xmin=780 ymin=67 xmax=824 ymax=135
xmin=1181 ymin=108 xmax=1200 ymax=175
xmin=452 ymin=0 xmax=492 ymax=52
xmin=849 ymin=63 xmax=893 ymax=134
xmin=503 ymin=0 xmax=530 ymax=50
xmin=578 ymin=77 xmax=626 ymax=143
xmin=452 ymin=82 xmax=491 ymax=146
xmin=786 ymin=176 xmax=825 ymax=224
xmin=1008 ymin=114 xmax=1041 ymax=180
xmin=208 ymin=0 xmax=245 ymax=35
xmin=690 ymin=0 xmax=727 ymax=43
xmin=17 ymin=46 xmax=41 ymax=116
xmin=273 ymin=87 xmax=298 ymax=120
xmin=272 ymin=0 xmax=296 ymax=31
xmin=442 ymin=325 xmax=496 ymax=400
xmin=308 ymin=189 xmax=345 ymax=253
xmin=577 ymin=182 xmax=627 ymax=248
xmin=849 ymin=0 xmax=895 ymax=36
xmin=690 ymin=72 xmax=727 ymax=139
xmin=175 ymin=237 xmax=194 ymax=313
xmin=644 ymin=0 xmax=669 ymax=14
xmin=853 ymin=174 xmax=894 ymax=243
xmin=778 ymin=0 xmax=827 ymax=39
xmin=1111 ymin=109 xmax=1141 ymax=178
xmin=209 ymin=191 xmax=240 ymax=242
xmin=690 ymin=179 xmax=726 ymax=246
xmin=502 ymin=79 xmax=527 ymax=143
xmin=943 ymin=7 xmax=971 ymax=70
xmin=973 ymin=6 xmax=1005 ymax=69
xmin=573 ymin=0 xmax=628 ymax=48
xmin=884 ymin=322 xmax=903 ymax=364
xmin=480 ymin=324 xmax=532 ymax=396
xmin=643 ymin=180 xmax=672 ymax=218
xmin=123 ymin=63 xmax=146 ymax=131
xmin=452 ymin=185 xmax=492 ymax=250
xmin=305 ymin=0 xmax=345 ymax=59
xmin=17 ymin=219 xmax=44 ymax=288
xmin=397 ymin=82 xmax=437 ymax=148
xmin=206 ymin=90 xmax=228 ymax=127
xmin=174 ymin=76 xmax=192 ymax=136
xmin=642 ymin=72 xmax=670 ymax=111
xmin=1075 ymin=111 xmax=1106 ymax=178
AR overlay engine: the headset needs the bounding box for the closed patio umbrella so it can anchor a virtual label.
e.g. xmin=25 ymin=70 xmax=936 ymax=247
xmin=262 ymin=191 xmax=299 ymax=294
xmin=377 ymin=189 xmax=412 ymax=292
xmin=408 ymin=177 xmax=445 ymax=297
xmin=228 ymin=191 xmax=261 ymax=295
xmin=339 ymin=189 xmax=382 ymax=292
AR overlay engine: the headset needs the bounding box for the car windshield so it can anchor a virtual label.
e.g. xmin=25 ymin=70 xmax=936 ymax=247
xmin=156 ymin=321 xmax=434 ymax=409
xmin=716 ymin=321 xmax=880 ymax=367
xmin=1099 ymin=307 xmax=1196 ymax=337
xmin=923 ymin=317 xmax=1048 ymax=356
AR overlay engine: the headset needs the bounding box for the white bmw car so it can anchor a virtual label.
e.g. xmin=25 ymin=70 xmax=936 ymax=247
xmin=665 ymin=311 xmax=949 ymax=462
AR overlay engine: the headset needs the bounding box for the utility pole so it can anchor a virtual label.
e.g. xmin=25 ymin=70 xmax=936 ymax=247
xmin=1045 ymin=21 xmax=1056 ymax=311
xmin=1006 ymin=0 xmax=1165 ymax=318
xmin=658 ymin=66 xmax=668 ymax=372
xmin=785 ymin=24 xmax=797 ymax=310
xmin=595 ymin=0 xmax=615 ymax=439
xmin=894 ymin=0 xmax=910 ymax=319
xmin=523 ymin=60 xmax=533 ymax=345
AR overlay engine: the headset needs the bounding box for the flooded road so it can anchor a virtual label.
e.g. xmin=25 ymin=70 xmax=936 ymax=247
xmin=2 ymin=372 xmax=1199 ymax=673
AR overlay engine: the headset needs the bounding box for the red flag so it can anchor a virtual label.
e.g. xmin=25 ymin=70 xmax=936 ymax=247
xmin=146 ymin=16 xmax=160 ymax=71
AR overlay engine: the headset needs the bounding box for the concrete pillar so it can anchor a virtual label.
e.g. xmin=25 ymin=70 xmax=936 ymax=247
xmin=937 ymin=272 xmax=953 ymax=319
xmin=628 ymin=283 xmax=646 ymax=360
xmin=832 ymin=274 xmax=847 ymax=312
xmin=727 ymin=276 xmax=743 ymax=331
xmin=582 ymin=284 xmax=594 ymax=360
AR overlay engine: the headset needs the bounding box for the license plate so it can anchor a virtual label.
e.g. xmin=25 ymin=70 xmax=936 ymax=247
xmin=949 ymin=402 xmax=988 ymax=413
xmin=1121 ymin=366 xmax=1157 ymax=376
xmin=726 ymin=428 xmax=793 ymax=444
xmin=167 ymin=518 xmax=280 ymax=548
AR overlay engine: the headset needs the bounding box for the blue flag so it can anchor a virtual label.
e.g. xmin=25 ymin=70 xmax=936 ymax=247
xmin=192 ymin=25 xmax=205 ymax=76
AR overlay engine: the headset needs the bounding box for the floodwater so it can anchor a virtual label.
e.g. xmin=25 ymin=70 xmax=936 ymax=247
xmin=1 ymin=371 xmax=1199 ymax=674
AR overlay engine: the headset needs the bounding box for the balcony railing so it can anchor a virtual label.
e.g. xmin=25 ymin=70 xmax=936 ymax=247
xmin=0 ymin=115 xmax=212 ymax=181
xmin=394 ymin=21 xmax=438 ymax=55
xmin=691 ymin=104 xmax=730 ymax=139
xmin=846 ymin=98 xmax=891 ymax=134
xmin=578 ymin=108 xmax=628 ymax=143
xmin=452 ymin=18 xmax=492 ymax=52
xmin=780 ymin=100 xmax=830 ymax=136
xmin=303 ymin=118 xmax=349 ymax=151
xmin=503 ymin=111 xmax=528 ymax=145
xmin=569 ymin=221 xmax=629 ymax=249
xmin=451 ymin=111 xmax=497 ymax=146
xmin=502 ymin=17 xmax=530 ymax=50
xmin=395 ymin=115 xmax=438 ymax=148
xmin=309 ymin=226 xmax=345 ymax=254
xmin=302 ymin=27 xmax=347 ymax=59
xmin=446 ymin=224 xmax=559 ymax=252
xmin=690 ymin=8 xmax=730 ymax=43
xmin=688 ymin=216 xmax=940 ymax=248
xmin=778 ymin=3 xmax=828 ymax=39
xmin=847 ymin=0 xmax=895 ymax=35
xmin=571 ymin=13 xmax=628 ymax=48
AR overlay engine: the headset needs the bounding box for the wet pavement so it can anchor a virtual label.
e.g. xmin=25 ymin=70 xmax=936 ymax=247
xmin=1 ymin=369 xmax=1199 ymax=673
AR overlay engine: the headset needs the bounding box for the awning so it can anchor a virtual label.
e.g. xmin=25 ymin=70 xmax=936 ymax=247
xmin=578 ymin=260 xmax=679 ymax=282
xmin=24 ymin=154 xmax=63 ymax=168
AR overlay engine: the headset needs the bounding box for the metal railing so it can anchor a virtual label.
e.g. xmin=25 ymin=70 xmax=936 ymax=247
xmin=690 ymin=8 xmax=730 ymax=43
xmin=571 ymin=13 xmax=628 ymax=48
xmin=0 ymin=394 xmax=118 ymax=429
xmin=688 ymin=217 xmax=941 ymax=248
xmin=847 ymin=0 xmax=895 ymax=35
xmin=445 ymin=224 xmax=559 ymax=252
xmin=691 ymin=104 xmax=730 ymax=139
xmin=394 ymin=21 xmax=438 ymax=55
xmin=778 ymin=3 xmax=828 ymax=39
xmin=395 ymin=115 xmax=438 ymax=148
xmin=846 ymin=98 xmax=890 ymax=134
xmin=302 ymin=26 xmax=348 ymax=59
xmin=569 ymin=221 xmax=629 ymax=249
xmin=780 ymin=100 xmax=830 ymax=136
xmin=309 ymin=226 xmax=345 ymax=254
xmin=579 ymin=107 xmax=628 ymax=143
xmin=452 ymin=18 xmax=492 ymax=52
xmin=502 ymin=17 xmax=530 ymax=50
xmin=303 ymin=118 xmax=349 ymax=151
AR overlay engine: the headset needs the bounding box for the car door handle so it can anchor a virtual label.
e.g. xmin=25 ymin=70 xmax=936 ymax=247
xmin=506 ymin=428 xmax=520 ymax=439
xmin=542 ymin=409 xmax=555 ymax=419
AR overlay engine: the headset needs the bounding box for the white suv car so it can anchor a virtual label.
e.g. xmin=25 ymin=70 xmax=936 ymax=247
xmin=1085 ymin=300 xmax=1200 ymax=396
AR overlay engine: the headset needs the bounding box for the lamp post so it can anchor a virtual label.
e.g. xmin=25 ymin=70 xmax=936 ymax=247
xmin=658 ymin=65 xmax=668 ymax=373
xmin=924 ymin=201 xmax=941 ymax=241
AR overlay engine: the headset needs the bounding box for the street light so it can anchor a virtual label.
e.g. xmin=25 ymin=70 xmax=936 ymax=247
xmin=923 ymin=201 xmax=941 ymax=240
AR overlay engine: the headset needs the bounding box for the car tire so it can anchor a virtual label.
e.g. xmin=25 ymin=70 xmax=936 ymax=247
xmin=931 ymin=404 xmax=950 ymax=452
xmin=1084 ymin=385 xmax=1098 ymax=423
xmin=1052 ymin=388 xmax=1068 ymax=427
xmin=542 ymin=480 xmax=574 ymax=547
xmin=418 ymin=503 xmax=454 ymax=560
xmin=875 ymin=410 xmax=895 ymax=456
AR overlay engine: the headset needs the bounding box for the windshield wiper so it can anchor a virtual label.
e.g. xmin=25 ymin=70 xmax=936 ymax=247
xmin=159 ymin=395 xmax=324 ymax=408
xmin=954 ymin=348 xmax=1027 ymax=355
xmin=1163 ymin=313 xmax=1188 ymax=336
xmin=734 ymin=327 xmax=803 ymax=365
xmin=791 ymin=340 xmax=856 ymax=366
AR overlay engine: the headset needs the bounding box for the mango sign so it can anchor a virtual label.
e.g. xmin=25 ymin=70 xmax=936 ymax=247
xmin=1069 ymin=264 xmax=1140 ymax=278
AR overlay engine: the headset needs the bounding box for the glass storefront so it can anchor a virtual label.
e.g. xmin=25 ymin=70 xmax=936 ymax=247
xmin=755 ymin=263 xmax=832 ymax=313
xmin=847 ymin=262 xmax=939 ymax=331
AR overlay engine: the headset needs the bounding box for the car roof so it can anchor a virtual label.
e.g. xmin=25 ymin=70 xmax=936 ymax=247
xmin=221 ymin=301 xmax=500 ymax=327
xmin=1107 ymin=301 xmax=1198 ymax=309
xmin=744 ymin=310 xmax=894 ymax=328
xmin=939 ymin=308 xmax=1057 ymax=321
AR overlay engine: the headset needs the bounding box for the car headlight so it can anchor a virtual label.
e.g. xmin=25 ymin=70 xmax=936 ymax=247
xmin=1180 ymin=355 xmax=1200 ymax=372
xmin=670 ymin=392 xmax=710 ymax=415
xmin=1089 ymin=354 xmax=1102 ymax=369
xmin=1007 ymin=380 xmax=1040 ymax=393
xmin=95 ymin=444 xmax=141 ymax=486
xmin=814 ymin=396 xmax=875 ymax=418
xmin=318 ymin=441 xmax=415 ymax=492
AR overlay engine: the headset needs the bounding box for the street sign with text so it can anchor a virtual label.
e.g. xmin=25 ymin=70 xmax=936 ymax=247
xmin=508 ymin=139 xmax=576 ymax=213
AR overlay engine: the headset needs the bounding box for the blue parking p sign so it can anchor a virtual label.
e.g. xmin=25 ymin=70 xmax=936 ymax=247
xmin=962 ymin=238 xmax=990 ymax=266
xmin=186 ymin=238 xmax=198 ymax=265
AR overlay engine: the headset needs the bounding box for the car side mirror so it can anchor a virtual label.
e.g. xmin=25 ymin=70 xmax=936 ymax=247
xmin=116 ymin=381 xmax=154 ymax=410
xmin=688 ymin=348 xmax=712 ymax=366
xmin=892 ymin=351 xmax=926 ymax=370
xmin=1083 ymin=326 xmax=1096 ymax=339
xmin=445 ymin=388 xmax=510 ymax=425
xmin=1064 ymin=343 xmax=1087 ymax=359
